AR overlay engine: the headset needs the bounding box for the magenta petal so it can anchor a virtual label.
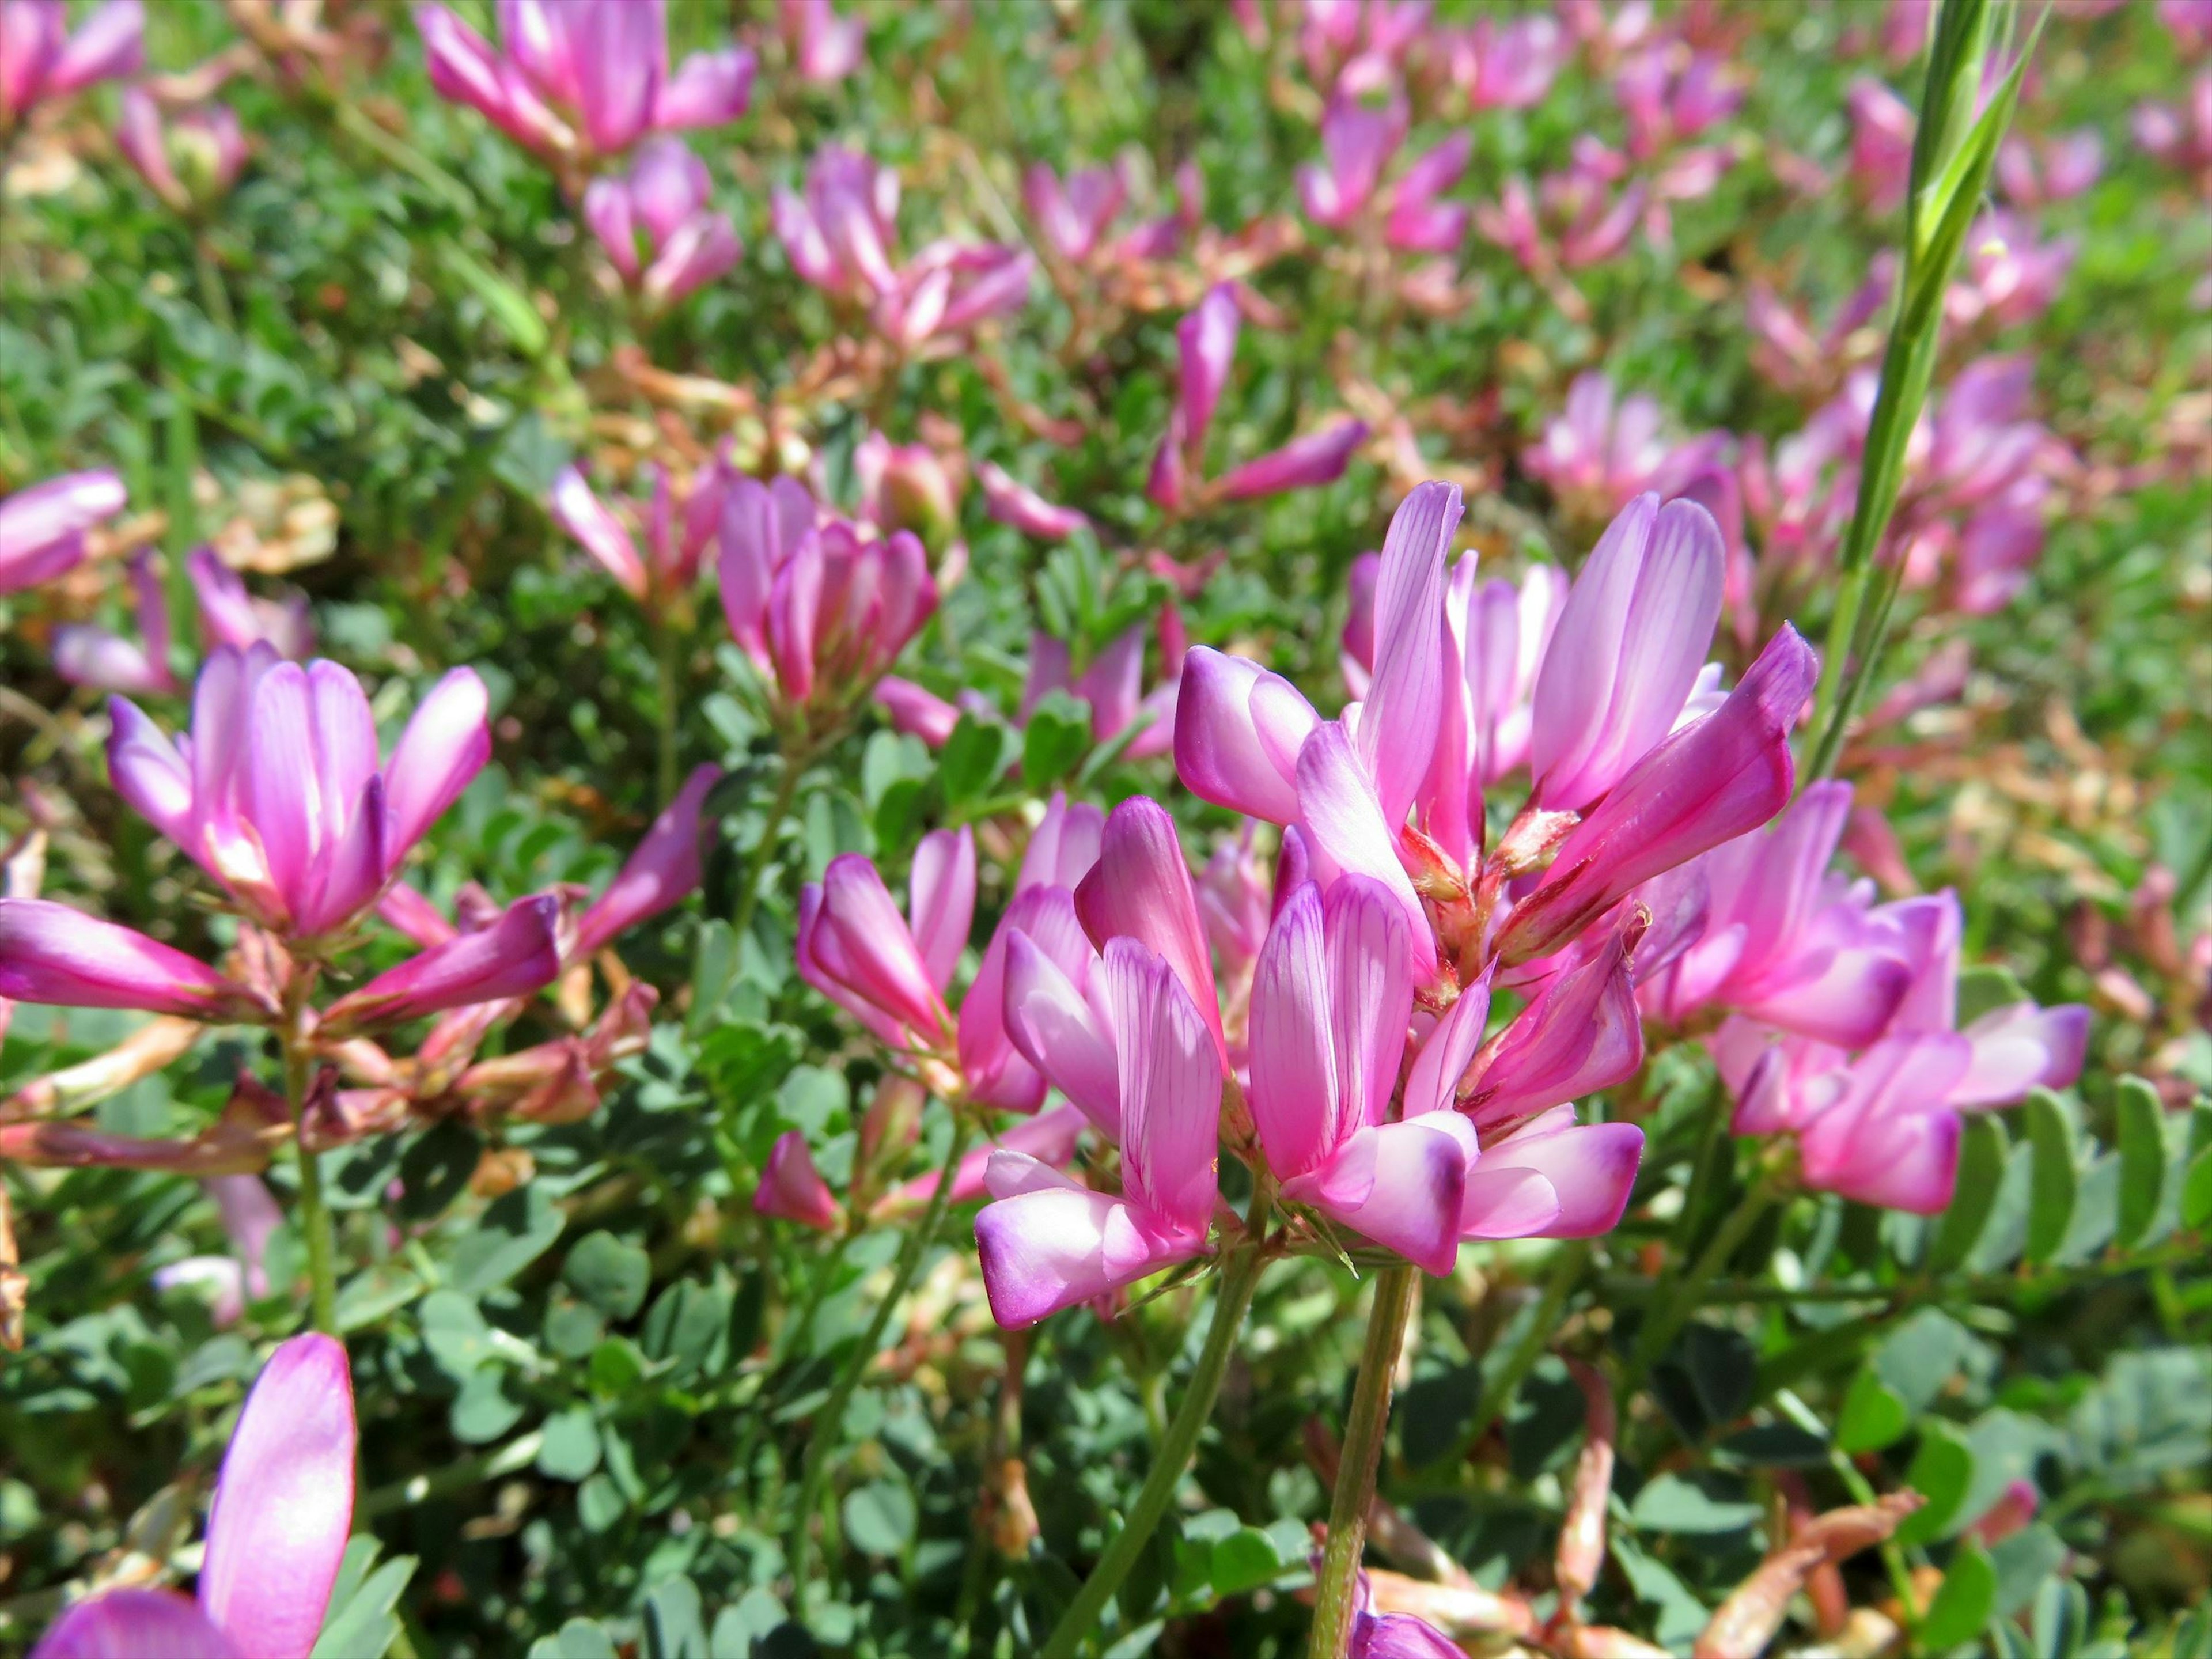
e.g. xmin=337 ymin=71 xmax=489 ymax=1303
xmin=1531 ymin=494 xmax=1724 ymax=811
xmin=1323 ymin=877 xmax=1413 ymax=1131
xmin=1002 ymin=927 xmax=1119 ymax=1138
xmin=1472 ymin=932 xmax=1643 ymax=1128
xmin=1292 ymin=722 xmax=1434 ymax=973
xmin=1214 ymin=419 xmax=1368 ymax=502
xmin=1074 ymin=797 xmax=1225 ymax=1056
xmin=1477 ymin=1115 xmax=1643 ymax=1237
xmin=973 ymin=1187 xmax=1201 ymax=1328
xmin=873 ymin=676 xmax=961 ymax=747
xmin=1103 ymin=938 xmax=1223 ymax=1235
xmin=1456 ymin=1162 xmax=1563 ymax=1240
xmin=1298 ymin=1116 xmax=1472 ymax=1275
xmin=1176 ymin=284 xmax=1241 ymax=455
xmin=959 ymin=886 xmax=1087 ymax=1112
xmin=574 ymin=764 xmax=720 ymax=957
xmin=1950 ymin=1003 xmax=2090 ymax=1107
xmin=319 ymin=895 xmax=561 ymax=1034
xmin=383 ymin=668 xmax=492 ymax=861
xmin=0 ymin=899 xmax=259 ymax=1020
xmin=755 ymin=1130 xmax=838 ymax=1229
xmin=1173 ymin=647 xmax=1316 ymax=825
xmin=1405 ymin=973 xmax=1492 ymax=1118
xmin=198 ymin=1333 xmax=355 ymax=1659
xmin=1352 ymin=1608 xmax=1471 ymax=1659
xmin=1018 ymin=793 xmax=1104 ymax=892
xmin=908 ymin=826 xmax=977 ymax=993
xmin=653 ymin=47 xmax=755 ymax=130
xmin=1248 ymin=881 xmax=1338 ymax=1181
xmin=1803 ymin=1103 xmax=1961 ymax=1214
xmin=1355 ymin=480 xmax=1461 ymax=830
xmin=32 ymin=1590 xmax=236 ymax=1659
xmin=1502 ymin=626 xmax=1816 ymax=965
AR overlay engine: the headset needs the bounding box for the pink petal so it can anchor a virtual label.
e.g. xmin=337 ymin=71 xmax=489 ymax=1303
xmin=32 ymin=1589 xmax=235 ymax=1659
xmin=383 ymin=668 xmax=492 ymax=862
xmin=1074 ymin=797 xmax=1225 ymax=1057
xmin=1214 ymin=419 xmax=1368 ymax=501
xmin=974 ymin=1185 xmax=1203 ymax=1328
xmin=908 ymin=825 xmax=977 ymax=993
xmin=1248 ymin=881 xmax=1339 ymax=1181
xmin=199 ymin=1333 xmax=355 ymax=1659
xmin=1294 ymin=1115 xmax=1472 ymax=1275
xmin=1173 ymin=647 xmax=1316 ymax=824
xmin=574 ymin=764 xmax=720 ymax=957
xmin=1355 ymin=480 xmax=1461 ymax=830
xmin=319 ymin=895 xmax=562 ymax=1035
xmin=1292 ymin=722 xmax=1434 ymax=973
xmin=0 ymin=899 xmax=259 ymax=1020
xmin=1475 ymin=1112 xmax=1643 ymax=1236
xmin=1950 ymin=1003 xmax=2090 ymax=1108
xmin=754 ymin=1130 xmax=838 ymax=1229
xmin=1103 ymin=938 xmax=1222 ymax=1237
xmin=1002 ymin=928 xmax=1119 ymax=1138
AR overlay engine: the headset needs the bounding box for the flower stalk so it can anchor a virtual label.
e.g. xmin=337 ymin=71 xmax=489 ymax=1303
xmin=1307 ymin=1263 xmax=1419 ymax=1658
xmin=281 ymin=971 xmax=338 ymax=1336
xmin=1038 ymin=1185 xmax=1274 ymax=1659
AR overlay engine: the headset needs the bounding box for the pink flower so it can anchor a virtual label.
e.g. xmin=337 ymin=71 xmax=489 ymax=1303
xmin=1614 ymin=43 xmax=1740 ymax=162
xmin=1298 ymin=91 xmax=1408 ymax=230
xmin=573 ymin=763 xmax=720 ymax=957
xmin=755 ymin=1128 xmax=839 ymax=1229
xmin=1718 ymin=890 xmax=2089 ymax=1211
xmin=978 ymin=461 xmax=1088 ymax=540
xmin=974 ymin=936 xmax=1221 ymax=1328
xmin=797 ymin=830 xmax=974 ymax=1055
xmin=1524 ymin=372 xmax=1728 ymax=520
xmin=116 ymin=86 xmax=245 ymax=215
xmin=1499 ymin=626 xmax=1819 ymax=966
xmin=31 ymin=1331 xmax=354 ymax=1659
xmin=1148 ymin=284 xmax=1367 ymax=511
xmin=1477 ymin=141 xmax=1649 ymax=273
xmin=1528 ymin=493 xmax=1725 ymax=812
xmin=0 ymin=0 xmax=141 ymax=126
xmin=552 ymin=453 xmax=733 ymax=607
xmin=1641 ymin=782 xmax=1918 ymax=1046
xmin=1996 ymin=129 xmax=2102 ymax=208
xmin=582 ymin=137 xmax=740 ymax=306
xmin=717 ymin=475 xmax=938 ymax=718
xmin=106 ymin=647 xmax=492 ymax=941
xmin=319 ymin=895 xmax=564 ymax=1035
xmin=774 ymin=145 xmax=1031 ymax=349
xmin=0 ymin=897 xmax=269 ymax=1020
xmin=854 ymin=430 xmax=961 ymax=544
xmin=777 ymin=0 xmax=863 ymax=85
xmin=1449 ymin=14 xmax=1567 ymax=111
xmin=0 ymin=469 xmax=125 ymax=596
xmin=54 ymin=550 xmax=179 ymax=696
xmin=415 ymin=0 xmax=753 ymax=163
xmin=957 ymin=794 xmax=1103 ymax=1112
xmin=1025 ymin=161 xmax=1130 ymax=266
xmin=188 ymin=548 xmax=314 ymax=658
xmin=1250 ymin=877 xmax=1472 ymax=1274
xmin=1846 ymin=77 xmax=1914 ymax=217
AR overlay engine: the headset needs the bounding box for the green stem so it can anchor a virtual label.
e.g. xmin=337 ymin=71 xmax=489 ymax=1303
xmin=1626 ymin=1177 xmax=1781 ymax=1388
xmin=787 ymin=1118 xmax=975 ymax=1591
xmin=1039 ymin=1187 xmax=1274 ymax=1659
xmin=1308 ymin=1264 xmax=1419 ymax=1659
xmin=653 ymin=615 xmax=681 ymax=808
xmin=282 ymin=980 xmax=338 ymax=1336
xmin=1451 ymin=1240 xmax=1591 ymax=1463
xmin=731 ymin=743 xmax=810 ymax=945
xmin=192 ymin=233 xmax=234 ymax=333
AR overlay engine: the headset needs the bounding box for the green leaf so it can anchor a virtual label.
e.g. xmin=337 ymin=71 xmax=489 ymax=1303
xmin=397 ymin=1122 xmax=483 ymax=1222
xmin=842 ymin=1480 xmax=917 ymax=1556
xmin=450 ymin=1187 xmax=566 ymax=1296
xmin=1896 ymin=1420 xmax=1975 ymax=1544
xmin=310 ymin=1548 xmax=416 ymax=1659
xmin=1209 ymin=1527 xmax=1287 ymax=1597
xmin=2181 ymin=1143 xmax=2212 ymax=1232
xmin=1836 ymin=1368 xmax=1911 ymax=1453
xmin=1927 ymin=1113 xmax=2008 ymax=1274
xmin=1021 ymin=690 xmax=1092 ymax=790
xmin=2116 ymin=1077 xmax=2168 ymax=1249
xmin=528 ymin=1620 xmax=621 ymax=1659
xmin=1626 ymin=1472 xmax=1760 ymax=1534
xmin=450 ymin=1366 xmax=525 ymax=1445
xmin=536 ymin=1406 xmax=602 ymax=1482
xmin=1917 ymin=1540 xmax=1997 ymax=1649
xmin=419 ymin=1289 xmax=495 ymax=1380
xmin=1873 ymin=1309 xmax=1972 ymax=1412
xmin=645 ymin=1575 xmax=710 ymax=1659
xmin=1955 ymin=964 xmax=2029 ymax=1027
xmin=437 ymin=238 xmax=549 ymax=359
xmin=941 ymin=714 xmax=1010 ymax=801
xmin=1990 ymin=1525 xmax=2068 ymax=1619
xmin=2022 ymin=1089 xmax=2078 ymax=1267
xmin=563 ymin=1232 xmax=651 ymax=1321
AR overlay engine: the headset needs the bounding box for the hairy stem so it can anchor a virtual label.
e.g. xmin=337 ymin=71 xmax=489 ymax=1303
xmin=1039 ymin=1187 xmax=1274 ymax=1659
xmin=282 ymin=975 xmax=338 ymax=1335
xmin=731 ymin=742 xmax=810 ymax=946
xmin=787 ymin=1118 xmax=974 ymax=1591
xmin=1307 ymin=1264 xmax=1419 ymax=1658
